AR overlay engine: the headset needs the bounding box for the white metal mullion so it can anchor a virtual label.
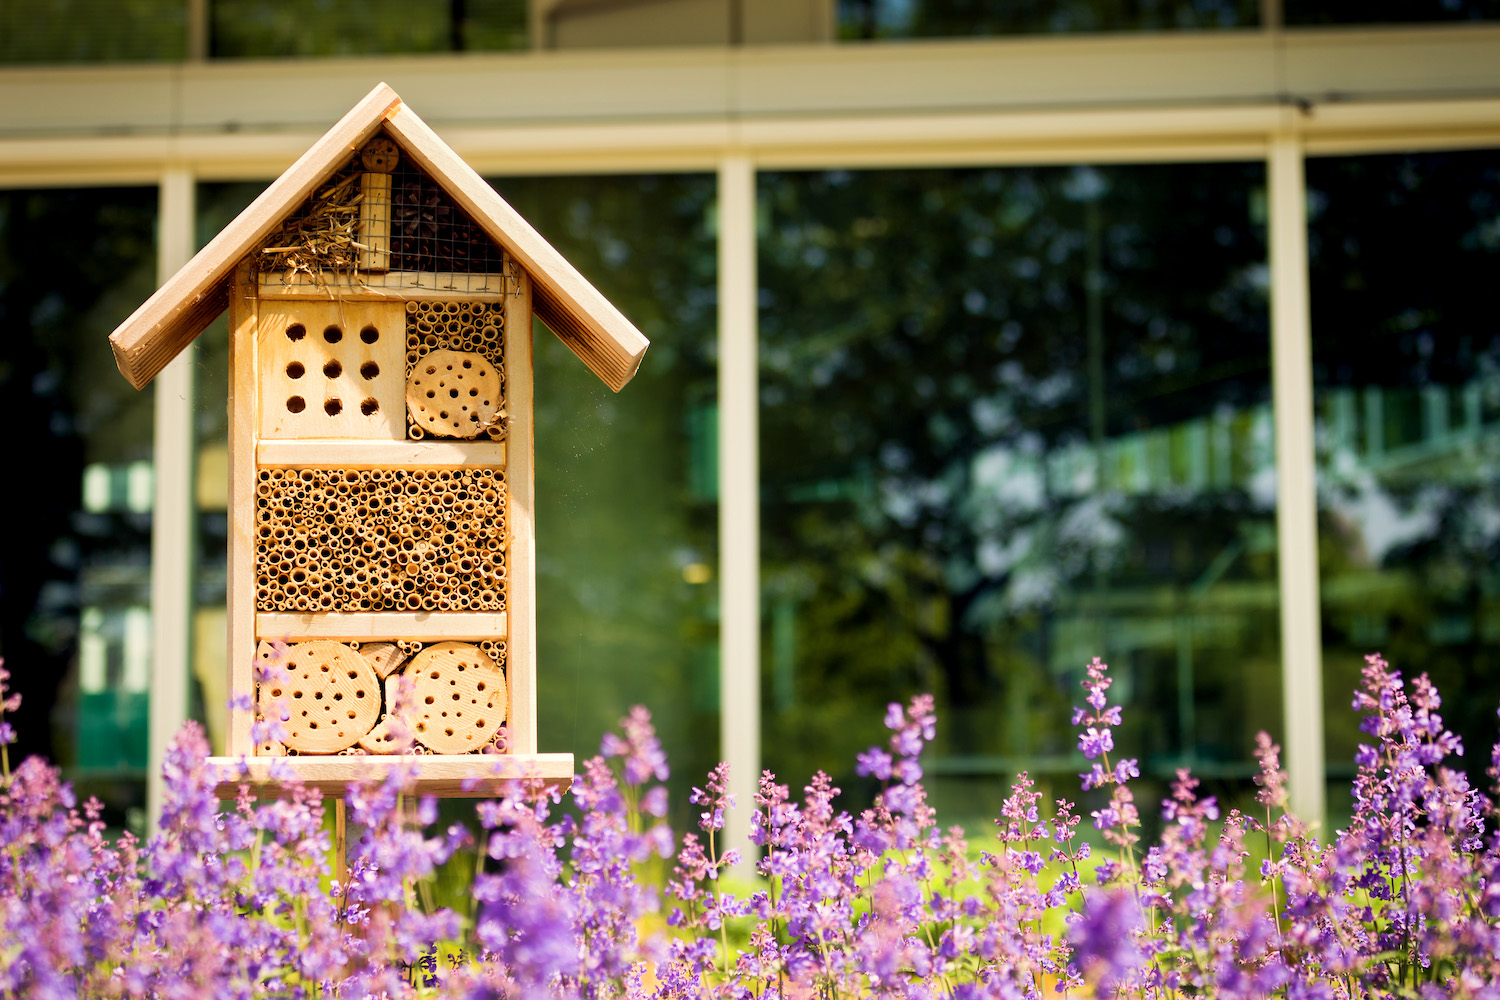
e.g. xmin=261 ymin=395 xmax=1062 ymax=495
xmin=146 ymin=167 xmax=197 ymax=832
xmin=717 ymin=154 xmax=760 ymax=872
xmin=1269 ymin=133 xmax=1327 ymax=827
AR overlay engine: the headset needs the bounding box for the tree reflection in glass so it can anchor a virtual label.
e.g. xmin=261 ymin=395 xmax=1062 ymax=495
xmin=759 ymin=164 xmax=1278 ymax=827
xmin=1309 ymin=149 xmax=1500 ymax=816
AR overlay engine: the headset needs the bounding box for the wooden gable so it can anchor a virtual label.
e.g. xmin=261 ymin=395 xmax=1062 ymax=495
xmin=109 ymin=82 xmax=649 ymax=393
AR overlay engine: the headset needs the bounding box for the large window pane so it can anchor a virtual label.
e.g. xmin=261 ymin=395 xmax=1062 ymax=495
xmin=1308 ymin=149 xmax=1500 ymax=811
xmin=839 ymin=0 xmax=1256 ymax=37
xmin=0 ymin=187 xmax=158 ymax=828
xmin=760 ymin=164 xmax=1276 ymax=828
xmin=491 ymin=175 xmax=719 ymax=815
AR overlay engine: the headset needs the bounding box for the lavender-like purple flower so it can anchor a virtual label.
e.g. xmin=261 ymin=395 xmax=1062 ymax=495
xmin=3 ymin=651 xmax=1500 ymax=999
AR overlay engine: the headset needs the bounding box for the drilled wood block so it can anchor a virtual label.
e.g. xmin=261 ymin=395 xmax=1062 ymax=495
xmin=258 ymin=301 xmax=406 ymax=439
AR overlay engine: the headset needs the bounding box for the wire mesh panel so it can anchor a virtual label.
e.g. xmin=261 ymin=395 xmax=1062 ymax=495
xmin=256 ymin=128 xmax=509 ymax=292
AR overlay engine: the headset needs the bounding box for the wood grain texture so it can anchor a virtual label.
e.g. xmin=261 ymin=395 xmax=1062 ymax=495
xmin=257 ymin=300 xmax=405 ymax=439
xmin=256 ymin=439 xmax=506 ymax=467
xmin=207 ymin=752 xmax=575 ymax=798
xmin=227 ymin=264 xmax=258 ymax=757
xmin=361 ymin=641 xmax=408 ymax=678
xmin=110 ymin=82 xmax=402 ymax=390
xmin=358 ymin=172 xmax=392 ymax=272
xmin=257 ymin=611 xmax=508 ymax=641
xmin=503 ymin=268 xmax=538 ymax=756
xmin=258 ymin=272 xmax=509 ymax=300
xmin=383 ymin=103 xmax=649 ymax=392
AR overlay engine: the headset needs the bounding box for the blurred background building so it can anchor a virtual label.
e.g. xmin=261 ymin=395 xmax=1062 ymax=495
xmin=1 ymin=0 xmax=1498 ymax=851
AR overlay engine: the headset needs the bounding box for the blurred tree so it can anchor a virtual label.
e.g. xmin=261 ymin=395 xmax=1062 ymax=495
xmin=758 ymin=164 xmax=1281 ymax=822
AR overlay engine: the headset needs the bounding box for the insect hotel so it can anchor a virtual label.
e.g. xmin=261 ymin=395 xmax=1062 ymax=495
xmin=107 ymin=83 xmax=648 ymax=795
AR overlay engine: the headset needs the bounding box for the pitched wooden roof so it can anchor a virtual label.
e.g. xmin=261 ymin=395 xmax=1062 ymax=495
xmin=108 ymin=82 xmax=649 ymax=392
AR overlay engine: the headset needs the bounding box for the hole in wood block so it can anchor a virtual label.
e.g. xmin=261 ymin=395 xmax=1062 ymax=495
xmin=287 ymin=396 xmax=306 ymax=413
xmin=286 ymin=323 xmax=306 ymax=342
xmin=361 ymin=398 xmax=379 ymax=416
xmin=323 ymin=324 xmax=343 ymax=343
xmin=325 ymin=398 xmax=342 ymax=416
xmin=361 ymin=361 xmax=380 ymax=380
xmin=361 ymin=325 xmax=379 ymax=344
xmin=286 ymin=361 xmax=305 ymax=379
xmin=323 ymin=359 xmax=342 ymax=379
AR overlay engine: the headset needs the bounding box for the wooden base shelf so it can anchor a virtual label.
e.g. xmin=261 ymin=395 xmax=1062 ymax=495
xmin=208 ymin=752 xmax=574 ymax=798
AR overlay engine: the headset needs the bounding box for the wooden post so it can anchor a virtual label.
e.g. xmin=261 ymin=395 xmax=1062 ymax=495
xmin=227 ymin=262 xmax=258 ymax=757
xmin=335 ymin=798 xmax=348 ymax=872
xmin=359 ymin=136 xmax=399 ymax=273
xmin=503 ymin=266 xmax=537 ymax=755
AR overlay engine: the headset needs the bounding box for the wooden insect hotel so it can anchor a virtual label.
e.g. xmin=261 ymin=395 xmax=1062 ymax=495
xmin=107 ymin=83 xmax=648 ymax=795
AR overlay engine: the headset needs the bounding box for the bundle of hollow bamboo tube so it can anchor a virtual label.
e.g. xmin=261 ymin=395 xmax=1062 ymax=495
xmin=254 ymin=467 xmax=507 ymax=612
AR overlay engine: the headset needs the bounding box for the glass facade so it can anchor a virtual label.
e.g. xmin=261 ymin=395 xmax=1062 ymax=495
xmin=0 ymin=0 xmax=187 ymax=63
xmin=212 ymin=0 xmax=526 ymax=57
xmin=4 ymin=0 xmax=1495 ymax=66
xmin=2 ymin=11 xmax=1495 ymax=841
xmin=0 ymin=187 xmax=158 ymax=827
xmin=1308 ymin=149 xmax=1500 ymax=811
xmin=1287 ymin=0 xmax=1498 ymax=25
xmin=838 ymin=0 xmax=1257 ymax=37
xmin=758 ymin=164 xmax=1279 ymax=828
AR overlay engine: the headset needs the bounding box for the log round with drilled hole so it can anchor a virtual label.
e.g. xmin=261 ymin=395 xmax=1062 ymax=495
xmin=407 ymin=641 xmax=507 ymax=754
xmin=262 ymin=641 xmax=382 ymax=754
xmin=405 ymin=349 xmax=502 ymax=439
xmin=358 ymin=716 xmax=405 ymax=754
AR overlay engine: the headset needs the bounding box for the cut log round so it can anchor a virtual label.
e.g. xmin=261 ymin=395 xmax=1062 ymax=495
xmin=406 ymin=349 xmax=503 ymax=439
xmin=358 ymin=717 xmax=404 ymax=754
xmin=272 ymin=641 xmax=382 ymax=754
xmin=361 ymin=641 xmax=408 ymax=679
xmin=407 ymin=641 xmax=507 ymax=754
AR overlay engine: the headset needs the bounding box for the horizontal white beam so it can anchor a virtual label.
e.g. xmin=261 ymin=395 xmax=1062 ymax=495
xmin=3 ymin=98 xmax=1499 ymax=186
xmin=0 ymin=28 xmax=1498 ymax=183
